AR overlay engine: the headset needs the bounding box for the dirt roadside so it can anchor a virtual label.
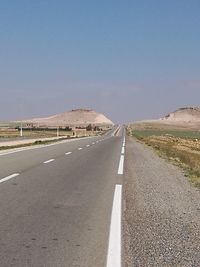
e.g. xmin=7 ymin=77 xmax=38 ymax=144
xmin=123 ymin=136 xmax=200 ymax=267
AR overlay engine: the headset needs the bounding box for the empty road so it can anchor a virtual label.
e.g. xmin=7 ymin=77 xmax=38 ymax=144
xmin=0 ymin=127 xmax=125 ymax=267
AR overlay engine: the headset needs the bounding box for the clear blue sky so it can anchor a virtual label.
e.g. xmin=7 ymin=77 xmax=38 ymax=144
xmin=0 ymin=0 xmax=200 ymax=123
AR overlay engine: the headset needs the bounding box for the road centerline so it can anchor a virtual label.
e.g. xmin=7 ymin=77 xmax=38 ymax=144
xmin=118 ymin=155 xmax=124 ymax=175
xmin=43 ymin=159 xmax=55 ymax=164
xmin=65 ymin=152 xmax=72 ymax=155
xmin=0 ymin=173 xmax=20 ymax=184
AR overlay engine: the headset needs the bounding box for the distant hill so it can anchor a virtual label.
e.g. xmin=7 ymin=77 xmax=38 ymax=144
xmin=161 ymin=107 xmax=200 ymax=122
xmin=22 ymin=109 xmax=114 ymax=127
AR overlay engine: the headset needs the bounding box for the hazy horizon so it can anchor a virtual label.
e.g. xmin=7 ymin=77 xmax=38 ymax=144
xmin=0 ymin=1 xmax=200 ymax=123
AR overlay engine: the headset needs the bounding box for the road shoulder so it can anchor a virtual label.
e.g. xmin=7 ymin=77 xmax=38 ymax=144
xmin=123 ymin=136 xmax=200 ymax=266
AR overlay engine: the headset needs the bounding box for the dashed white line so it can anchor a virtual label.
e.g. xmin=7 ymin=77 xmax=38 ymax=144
xmin=92 ymin=142 xmax=95 ymax=145
xmin=112 ymin=125 xmax=121 ymax=137
xmin=65 ymin=152 xmax=72 ymax=155
xmin=0 ymin=136 xmax=93 ymax=157
xmin=78 ymin=147 xmax=83 ymax=150
xmin=122 ymin=138 xmax=126 ymax=147
xmin=0 ymin=173 xmax=20 ymax=184
xmin=106 ymin=184 xmax=122 ymax=267
xmin=43 ymin=159 xmax=55 ymax=164
xmin=118 ymin=155 xmax=124 ymax=175
xmin=86 ymin=145 xmax=90 ymax=147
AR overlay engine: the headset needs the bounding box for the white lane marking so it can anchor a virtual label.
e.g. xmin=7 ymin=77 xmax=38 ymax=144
xmin=78 ymin=147 xmax=83 ymax=150
xmin=86 ymin=145 xmax=90 ymax=147
xmin=43 ymin=159 xmax=55 ymax=164
xmin=117 ymin=126 xmax=122 ymax=137
xmin=121 ymin=147 xmax=125 ymax=155
xmin=0 ymin=136 xmax=94 ymax=157
xmin=0 ymin=173 xmax=20 ymax=184
xmin=123 ymin=137 xmax=126 ymax=146
xmin=65 ymin=152 xmax=72 ymax=155
xmin=112 ymin=126 xmax=120 ymax=137
xmin=118 ymin=155 xmax=124 ymax=175
xmin=92 ymin=142 xmax=95 ymax=145
xmin=106 ymin=184 xmax=122 ymax=267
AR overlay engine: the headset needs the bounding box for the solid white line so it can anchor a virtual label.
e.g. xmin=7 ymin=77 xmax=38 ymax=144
xmin=121 ymin=147 xmax=125 ymax=154
xmin=0 ymin=173 xmax=20 ymax=184
xmin=78 ymin=147 xmax=83 ymax=150
xmin=118 ymin=155 xmax=124 ymax=175
xmin=106 ymin=184 xmax=122 ymax=267
xmin=65 ymin=152 xmax=72 ymax=155
xmin=0 ymin=136 xmax=94 ymax=157
xmin=43 ymin=159 xmax=55 ymax=164
xmin=112 ymin=126 xmax=120 ymax=137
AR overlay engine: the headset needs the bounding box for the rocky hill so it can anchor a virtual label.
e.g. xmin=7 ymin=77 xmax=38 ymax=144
xmin=161 ymin=107 xmax=200 ymax=122
xmin=23 ymin=109 xmax=114 ymax=127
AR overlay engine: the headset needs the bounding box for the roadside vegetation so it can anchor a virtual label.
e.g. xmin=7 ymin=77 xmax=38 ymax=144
xmin=0 ymin=128 xmax=103 ymax=139
xmin=128 ymin=123 xmax=200 ymax=188
xmin=0 ymin=136 xmax=73 ymax=151
xmin=0 ymin=126 xmax=108 ymax=151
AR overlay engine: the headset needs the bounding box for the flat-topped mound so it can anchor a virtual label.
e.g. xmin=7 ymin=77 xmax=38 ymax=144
xmin=162 ymin=107 xmax=200 ymax=122
xmin=23 ymin=109 xmax=114 ymax=127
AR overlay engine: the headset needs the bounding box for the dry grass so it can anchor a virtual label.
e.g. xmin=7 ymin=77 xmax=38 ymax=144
xmin=0 ymin=129 xmax=102 ymax=139
xmin=128 ymin=123 xmax=200 ymax=188
xmin=0 ymin=136 xmax=76 ymax=151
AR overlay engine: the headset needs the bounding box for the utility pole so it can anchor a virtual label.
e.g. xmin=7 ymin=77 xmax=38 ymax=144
xmin=20 ymin=121 xmax=23 ymax=137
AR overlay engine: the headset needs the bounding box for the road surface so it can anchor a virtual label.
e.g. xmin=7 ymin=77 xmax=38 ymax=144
xmin=0 ymin=126 xmax=124 ymax=267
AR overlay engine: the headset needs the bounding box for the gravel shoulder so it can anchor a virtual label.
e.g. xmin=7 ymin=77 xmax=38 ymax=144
xmin=123 ymin=136 xmax=200 ymax=267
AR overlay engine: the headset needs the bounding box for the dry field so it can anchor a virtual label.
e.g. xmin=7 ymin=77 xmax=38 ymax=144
xmin=128 ymin=122 xmax=200 ymax=187
xmin=0 ymin=128 xmax=102 ymax=139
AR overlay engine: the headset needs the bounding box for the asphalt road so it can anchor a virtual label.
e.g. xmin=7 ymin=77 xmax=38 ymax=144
xmin=0 ymin=126 xmax=124 ymax=267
